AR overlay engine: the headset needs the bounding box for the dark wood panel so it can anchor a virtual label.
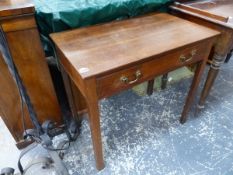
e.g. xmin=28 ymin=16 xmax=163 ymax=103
xmin=71 ymin=81 xmax=87 ymax=114
xmin=5 ymin=28 xmax=62 ymax=134
xmin=0 ymin=0 xmax=34 ymax=17
xmin=0 ymin=52 xmax=31 ymax=141
xmin=0 ymin=1 xmax=62 ymax=142
xmin=1 ymin=15 xmax=36 ymax=32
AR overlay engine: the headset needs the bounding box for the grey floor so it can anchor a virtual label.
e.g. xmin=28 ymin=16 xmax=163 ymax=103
xmin=0 ymin=117 xmax=20 ymax=170
xmin=0 ymin=58 xmax=233 ymax=175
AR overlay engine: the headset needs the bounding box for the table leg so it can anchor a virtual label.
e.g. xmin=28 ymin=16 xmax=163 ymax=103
xmin=161 ymin=73 xmax=168 ymax=90
xmin=147 ymin=79 xmax=154 ymax=96
xmin=198 ymin=53 xmax=225 ymax=109
xmin=85 ymin=79 xmax=105 ymax=170
xmin=180 ymin=60 xmax=207 ymax=124
xmin=60 ymin=65 xmax=80 ymax=121
xmin=225 ymin=49 xmax=233 ymax=63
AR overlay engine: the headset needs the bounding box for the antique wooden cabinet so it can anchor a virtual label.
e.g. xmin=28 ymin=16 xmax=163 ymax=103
xmin=0 ymin=0 xmax=61 ymax=142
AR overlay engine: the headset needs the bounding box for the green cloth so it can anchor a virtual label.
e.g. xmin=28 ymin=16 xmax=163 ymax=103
xmin=33 ymin=0 xmax=173 ymax=55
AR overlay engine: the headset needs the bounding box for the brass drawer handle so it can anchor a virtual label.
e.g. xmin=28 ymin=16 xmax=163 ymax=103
xmin=120 ymin=70 xmax=142 ymax=84
xmin=180 ymin=49 xmax=197 ymax=63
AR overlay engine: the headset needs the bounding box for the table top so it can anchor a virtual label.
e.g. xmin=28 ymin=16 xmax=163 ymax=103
xmin=172 ymin=0 xmax=233 ymax=26
xmin=183 ymin=0 xmax=233 ymax=20
xmin=0 ymin=0 xmax=34 ymax=18
xmin=51 ymin=13 xmax=219 ymax=79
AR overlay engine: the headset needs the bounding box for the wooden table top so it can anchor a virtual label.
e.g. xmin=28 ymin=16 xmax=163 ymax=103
xmin=172 ymin=0 xmax=233 ymax=27
xmin=0 ymin=0 xmax=34 ymax=18
xmin=184 ymin=0 xmax=233 ymax=20
xmin=51 ymin=13 xmax=219 ymax=79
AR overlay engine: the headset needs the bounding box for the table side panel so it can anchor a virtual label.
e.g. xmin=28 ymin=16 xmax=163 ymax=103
xmin=57 ymin=48 xmax=87 ymax=98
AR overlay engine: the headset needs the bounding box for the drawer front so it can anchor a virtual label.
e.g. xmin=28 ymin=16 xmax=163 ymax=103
xmin=97 ymin=43 xmax=207 ymax=98
xmin=97 ymin=65 xmax=142 ymax=98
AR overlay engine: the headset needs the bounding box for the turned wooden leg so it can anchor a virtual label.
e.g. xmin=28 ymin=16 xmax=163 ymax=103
xmin=180 ymin=60 xmax=207 ymax=124
xmin=161 ymin=73 xmax=168 ymax=90
xmin=198 ymin=53 xmax=226 ymax=110
xmin=60 ymin=65 xmax=80 ymax=121
xmin=85 ymin=79 xmax=105 ymax=170
xmin=225 ymin=49 xmax=233 ymax=63
xmin=147 ymin=79 xmax=154 ymax=96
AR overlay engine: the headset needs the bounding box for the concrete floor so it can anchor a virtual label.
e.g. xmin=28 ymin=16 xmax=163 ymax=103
xmin=0 ymin=117 xmax=20 ymax=171
xmin=0 ymin=57 xmax=233 ymax=175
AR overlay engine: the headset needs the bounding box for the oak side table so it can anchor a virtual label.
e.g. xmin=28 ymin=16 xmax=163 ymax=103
xmin=51 ymin=13 xmax=219 ymax=170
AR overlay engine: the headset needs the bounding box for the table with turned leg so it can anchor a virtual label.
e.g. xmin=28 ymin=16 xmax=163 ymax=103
xmin=168 ymin=0 xmax=233 ymax=109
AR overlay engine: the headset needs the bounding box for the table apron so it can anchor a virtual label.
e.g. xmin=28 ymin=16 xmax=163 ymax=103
xmin=97 ymin=41 xmax=209 ymax=99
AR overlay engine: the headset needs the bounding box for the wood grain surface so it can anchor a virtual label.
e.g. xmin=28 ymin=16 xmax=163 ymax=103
xmin=0 ymin=0 xmax=34 ymax=17
xmin=51 ymin=13 xmax=219 ymax=79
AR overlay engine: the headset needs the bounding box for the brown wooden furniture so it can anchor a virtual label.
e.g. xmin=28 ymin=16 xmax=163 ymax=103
xmin=0 ymin=0 xmax=61 ymax=143
xmin=168 ymin=0 xmax=233 ymax=110
xmin=51 ymin=13 xmax=219 ymax=170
